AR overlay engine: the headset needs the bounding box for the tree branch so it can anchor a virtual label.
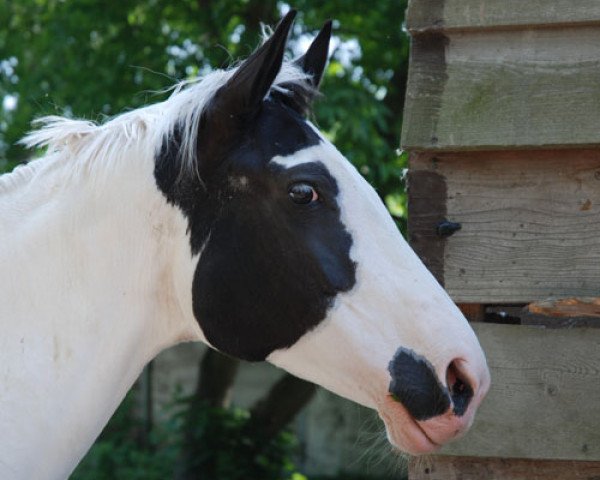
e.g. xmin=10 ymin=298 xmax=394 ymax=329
xmin=249 ymin=373 xmax=317 ymax=443
xmin=195 ymin=348 xmax=240 ymax=408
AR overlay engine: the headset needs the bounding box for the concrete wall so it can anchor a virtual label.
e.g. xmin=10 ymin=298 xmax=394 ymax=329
xmin=150 ymin=342 xmax=404 ymax=478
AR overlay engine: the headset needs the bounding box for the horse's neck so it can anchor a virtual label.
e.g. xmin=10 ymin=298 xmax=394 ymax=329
xmin=0 ymin=151 xmax=201 ymax=479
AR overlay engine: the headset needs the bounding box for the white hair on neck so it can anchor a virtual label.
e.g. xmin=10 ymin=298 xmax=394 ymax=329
xmin=19 ymin=61 xmax=310 ymax=176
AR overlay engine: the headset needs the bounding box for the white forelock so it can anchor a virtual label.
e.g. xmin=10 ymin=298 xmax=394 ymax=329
xmin=19 ymin=62 xmax=310 ymax=176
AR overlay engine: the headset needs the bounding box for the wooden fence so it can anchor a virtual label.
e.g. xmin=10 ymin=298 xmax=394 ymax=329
xmin=401 ymin=1 xmax=600 ymax=478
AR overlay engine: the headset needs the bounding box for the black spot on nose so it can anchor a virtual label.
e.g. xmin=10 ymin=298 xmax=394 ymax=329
xmin=388 ymin=348 xmax=450 ymax=421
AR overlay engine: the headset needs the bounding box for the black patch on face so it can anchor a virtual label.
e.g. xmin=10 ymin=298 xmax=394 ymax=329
xmin=155 ymin=98 xmax=357 ymax=361
xmin=388 ymin=347 xmax=451 ymax=421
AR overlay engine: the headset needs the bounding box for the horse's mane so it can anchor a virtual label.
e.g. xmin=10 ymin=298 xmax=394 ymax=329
xmin=19 ymin=61 xmax=311 ymax=175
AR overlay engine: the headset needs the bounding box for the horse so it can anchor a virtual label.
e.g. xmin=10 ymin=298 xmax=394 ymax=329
xmin=0 ymin=10 xmax=490 ymax=479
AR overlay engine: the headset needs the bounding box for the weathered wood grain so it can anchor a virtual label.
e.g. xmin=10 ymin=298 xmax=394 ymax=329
xmin=407 ymin=0 xmax=600 ymax=32
xmin=407 ymin=165 xmax=448 ymax=285
xmin=401 ymin=27 xmax=600 ymax=150
xmin=528 ymin=297 xmax=600 ymax=318
xmin=439 ymin=323 xmax=600 ymax=460
xmin=408 ymin=455 xmax=600 ymax=480
xmin=409 ymin=150 xmax=600 ymax=303
xmin=485 ymin=305 xmax=600 ymax=329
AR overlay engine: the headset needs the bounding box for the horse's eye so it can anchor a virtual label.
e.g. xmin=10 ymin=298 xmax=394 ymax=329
xmin=288 ymin=182 xmax=319 ymax=204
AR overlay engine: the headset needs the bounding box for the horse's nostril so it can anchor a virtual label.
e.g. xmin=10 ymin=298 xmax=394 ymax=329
xmin=446 ymin=360 xmax=474 ymax=417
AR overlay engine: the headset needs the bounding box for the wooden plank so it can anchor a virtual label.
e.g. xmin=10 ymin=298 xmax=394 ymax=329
xmin=487 ymin=305 xmax=600 ymax=329
xmin=401 ymin=27 xmax=600 ymax=150
xmin=439 ymin=323 xmax=600 ymax=460
xmin=409 ymin=150 xmax=600 ymax=303
xmin=521 ymin=314 xmax=600 ymax=329
xmin=407 ymin=0 xmax=600 ymax=32
xmin=408 ymin=456 xmax=600 ymax=480
xmin=528 ymin=297 xmax=600 ymax=318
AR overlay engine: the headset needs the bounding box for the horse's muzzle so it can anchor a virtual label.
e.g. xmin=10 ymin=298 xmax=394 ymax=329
xmin=380 ymin=347 xmax=490 ymax=454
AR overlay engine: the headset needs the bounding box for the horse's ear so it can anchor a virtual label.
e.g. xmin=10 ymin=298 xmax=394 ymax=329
xmin=196 ymin=11 xmax=295 ymax=178
xmin=295 ymin=20 xmax=332 ymax=88
xmin=272 ymin=20 xmax=331 ymax=117
xmin=212 ymin=10 xmax=296 ymax=118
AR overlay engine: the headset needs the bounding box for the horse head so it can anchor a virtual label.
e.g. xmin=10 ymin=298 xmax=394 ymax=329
xmin=155 ymin=10 xmax=490 ymax=454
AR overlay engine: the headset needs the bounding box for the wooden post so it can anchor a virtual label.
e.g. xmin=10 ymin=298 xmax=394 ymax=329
xmin=457 ymin=304 xmax=485 ymax=322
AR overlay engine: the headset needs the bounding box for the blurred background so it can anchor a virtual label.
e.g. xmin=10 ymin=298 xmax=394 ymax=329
xmin=0 ymin=1 xmax=410 ymax=478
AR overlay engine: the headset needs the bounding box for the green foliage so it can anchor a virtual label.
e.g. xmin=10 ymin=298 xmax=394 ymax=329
xmin=71 ymin=392 xmax=307 ymax=480
xmin=179 ymin=398 xmax=307 ymax=480
xmin=70 ymin=393 xmax=179 ymax=480
xmin=0 ymin=0 xmax=409 ymax=227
